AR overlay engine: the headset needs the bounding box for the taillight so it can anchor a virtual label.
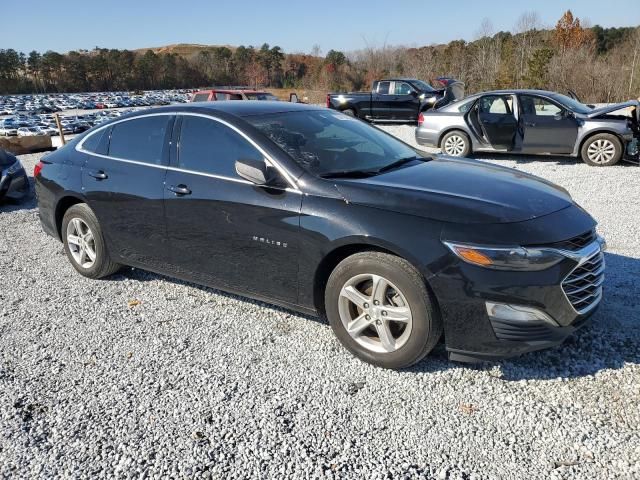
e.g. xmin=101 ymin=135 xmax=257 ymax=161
xmin=326 ymin=94 xmax=330 ymax=108
xmin=34 ymin=161 xmax=44 ymax=177
xmin=418 ymin=112 xmax=424 ymax=126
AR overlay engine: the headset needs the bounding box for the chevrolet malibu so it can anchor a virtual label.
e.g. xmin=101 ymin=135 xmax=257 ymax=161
xmin=35 ymin=102 xmax=605 ymax=369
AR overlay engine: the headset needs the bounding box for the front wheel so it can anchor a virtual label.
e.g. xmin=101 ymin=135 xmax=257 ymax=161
xmin=62 ymin=203 xmax=121 ymax=279
xmin=440 ymin=130 xmax=471 ymax=157
xmin=325 ymin=252 xmax=442 ymax=369
xmin=581 ymin=133 xmax=623 ymax=166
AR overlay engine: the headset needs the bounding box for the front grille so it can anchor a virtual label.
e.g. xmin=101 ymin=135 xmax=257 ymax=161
xmin=546 ymin=229 xmax=597 ymax=251
xmin=562 ymin=251 xmax=605 ymax=313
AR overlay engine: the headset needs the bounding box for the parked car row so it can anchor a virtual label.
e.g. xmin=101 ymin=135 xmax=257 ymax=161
xmin=0 ymin=108 xmax=150 ymax=137
xmin=0 ymin=89 xmax=190 ymax=115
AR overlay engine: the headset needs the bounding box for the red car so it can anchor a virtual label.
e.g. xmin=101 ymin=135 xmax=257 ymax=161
xmin=190 ymin=88 xmax=279 ymax=102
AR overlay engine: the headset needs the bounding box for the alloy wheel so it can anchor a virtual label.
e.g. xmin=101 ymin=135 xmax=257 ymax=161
xmin=587 ymin=139 xmax=616 ymax=164
xmin=66 ymin=218 xmax=97 ymax=269
xmin=443 ymin=135 xmax=466 ymax=156
xmin=338 ymin=273 xmax=413 ymax=353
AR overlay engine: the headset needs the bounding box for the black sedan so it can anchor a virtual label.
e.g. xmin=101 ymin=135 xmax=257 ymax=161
xmin=0 ymin=148 xmax=29 ymax=202
xmin=35 ymin=102 xmax=605 ymax=368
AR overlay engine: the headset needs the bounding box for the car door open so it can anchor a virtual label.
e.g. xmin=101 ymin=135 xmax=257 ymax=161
xmin=473 ymin=95 xmax=517 ymax=150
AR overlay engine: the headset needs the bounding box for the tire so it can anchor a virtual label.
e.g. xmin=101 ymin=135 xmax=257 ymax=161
xmin=580 ymin=133 xmax=623 ymax=166
xmin=440 ymin=130 xmax=471 ymax=157
xmin=62 ymin=203 xmax=121 ymax=279
xmin=325 ymin=252 xmax=443 ymax=369
xmin=342 ymin=108 xmax=356 ymax=117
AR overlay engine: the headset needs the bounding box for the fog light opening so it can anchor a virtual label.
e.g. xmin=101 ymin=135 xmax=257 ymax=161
xmin=485 ymin=302 xmax=559 ymax=327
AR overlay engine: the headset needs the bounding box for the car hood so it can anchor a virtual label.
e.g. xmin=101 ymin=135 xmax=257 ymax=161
xmin=584 ymin=100 xmax=640 ymax=122
xmin=333 ymin=156 xmax=574 ymax=224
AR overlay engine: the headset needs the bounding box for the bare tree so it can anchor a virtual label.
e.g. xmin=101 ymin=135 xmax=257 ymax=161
xmin=514 ymin=11 xmax=542 ymax=87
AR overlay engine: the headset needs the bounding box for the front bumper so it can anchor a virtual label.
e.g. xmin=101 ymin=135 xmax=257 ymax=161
xmin=431 ymin=234 xmax=605 ymax=363
xmin=0 ymin=161 xmax=30 ymax=201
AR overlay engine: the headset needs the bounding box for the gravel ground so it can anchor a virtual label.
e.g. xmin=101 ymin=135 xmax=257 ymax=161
xmin=1 ymin=130 xmax=639 ymax=479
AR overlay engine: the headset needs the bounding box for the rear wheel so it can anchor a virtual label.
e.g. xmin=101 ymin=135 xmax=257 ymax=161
xmin=342 ymin=108 xmax=356 ymax=117
xmin=440 ymin=130 xmax=471 ymax=157
xmin=62 ymin=204 xmax=121 ymax=279
xmin=325 ymin=252 xmax=442 ymax=369
xmin=581 ymin=133 xmax=623 ymax=166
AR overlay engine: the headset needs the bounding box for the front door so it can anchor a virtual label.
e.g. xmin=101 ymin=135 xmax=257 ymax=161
xmin=475 ymin=94 xmax=517 ymax=150
xmin=81 ymin=114 xmax=174 ymax=267
xmin=163 ymin=114 xmax=302 ymax=304
xmin=390 ymin=81 xmax=420 ymax=121
xmin=518 ymin=94 xmax=579 ymax=154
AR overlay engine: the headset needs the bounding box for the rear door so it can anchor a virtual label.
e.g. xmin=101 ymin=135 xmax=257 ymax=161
xmin=81 ymin=114 xmax=174 ymax=266
xmin=163 ymin=114 xmax=302 ymax=303
xmin=518 ymin=94 xmax=578 ymax=154
xmin=474 ymin=94 xmax=517 ymax=150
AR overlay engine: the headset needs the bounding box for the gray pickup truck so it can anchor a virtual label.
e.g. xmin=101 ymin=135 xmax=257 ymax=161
xmin=326 ymin=78 xmax=464 ymax=123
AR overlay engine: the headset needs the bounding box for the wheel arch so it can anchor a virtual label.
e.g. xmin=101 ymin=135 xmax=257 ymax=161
xmin=312 ymin=241 xmax=439 ymax=318
xmin=576 ymin=129 xmax=626 ymax=158
xmin=437 ymin=127 xmax=471 ymax=148
xmin=54 ymin=194 xmax=87 ymax=241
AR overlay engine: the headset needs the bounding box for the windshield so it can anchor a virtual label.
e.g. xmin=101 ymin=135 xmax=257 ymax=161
xmin=550 ymin=94 xmax=594 ymax=114
xmin=408 ymin=80 xmax=436 ymax=92
xmin=245 ymin=110 xmax=423 ymax=177
xmin=245 ymin=93 xmax=279 ymax=101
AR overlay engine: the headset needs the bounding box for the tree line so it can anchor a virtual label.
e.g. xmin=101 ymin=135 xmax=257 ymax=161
xmin=1 ymin=10 xmax=638 ymax=103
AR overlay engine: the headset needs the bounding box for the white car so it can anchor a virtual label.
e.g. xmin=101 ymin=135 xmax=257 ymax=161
xmin=17 ymin=126 xmax=44 ymax=137
xmin=0 ymin=126 xmax=18 ymax=136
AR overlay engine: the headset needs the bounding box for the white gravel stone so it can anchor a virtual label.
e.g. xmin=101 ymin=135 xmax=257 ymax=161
xmin=0 ymin=134 xmax=638 ymax=478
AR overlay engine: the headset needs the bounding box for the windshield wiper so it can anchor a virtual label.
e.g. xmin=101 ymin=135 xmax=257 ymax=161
xmin=375 ymin=155 xmax=423 ymax=174
xmin=319 ymin=170 xmax=378 ymax=179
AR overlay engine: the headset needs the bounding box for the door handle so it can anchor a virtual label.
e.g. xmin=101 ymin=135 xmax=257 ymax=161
xmin=88 ymin=170 xmax=108 ymax=180
xmin=168 ymin=184 xmax=191 ymax=196
xmin=525 ymin=122 xmax=537 ymax=127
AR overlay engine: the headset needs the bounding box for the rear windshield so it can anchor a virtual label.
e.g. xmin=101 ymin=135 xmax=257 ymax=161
xmin=245 ymin=110 xmax=420 ymax=176
xmin=245 ymin=93 xmax=279 ymax=101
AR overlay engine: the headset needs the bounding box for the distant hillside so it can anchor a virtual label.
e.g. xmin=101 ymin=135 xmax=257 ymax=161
xmin=133 ymin=43 xmax=237 ymax=56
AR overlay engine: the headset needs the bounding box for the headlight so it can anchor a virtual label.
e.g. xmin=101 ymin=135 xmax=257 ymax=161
xmin=444 ymin=241 xmax=565 ymax=271
xmin=6 ymin=160 xmax=23 ymax=175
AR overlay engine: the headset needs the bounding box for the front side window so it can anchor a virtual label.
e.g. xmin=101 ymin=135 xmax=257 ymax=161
xmin=178 ymin=115 xmax=262 ymax=177
xmin=519 ymin=95 xmax=563 ymax=116
xmin=108 ymin=115 xmax=172 ymax=165
xmin=246 ymin=110 xmax=421 ymax=177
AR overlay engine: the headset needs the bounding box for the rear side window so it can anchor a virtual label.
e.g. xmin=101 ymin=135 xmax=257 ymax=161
xmin=215 ymin=92 xmax=229 ymax=100
xmin=108 ymin=116 xmax=172 ymax=165
xmin=81 ymin=128 xmax=108 ymax=154
xmin=377 ymin=81 xmax=391 ymax=95
xmin=178 ymin=115 xmax=262 ymax=178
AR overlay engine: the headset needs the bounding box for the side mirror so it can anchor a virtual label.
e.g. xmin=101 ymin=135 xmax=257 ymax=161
xmin=410 ymin=90 xmax=419 ymax=97
xmin=235 ymin=158 xmax=277 ymax=185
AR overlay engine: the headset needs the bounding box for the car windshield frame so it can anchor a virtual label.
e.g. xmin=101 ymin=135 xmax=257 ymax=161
xmin=245 ymin=110 xmax=426 ymax=178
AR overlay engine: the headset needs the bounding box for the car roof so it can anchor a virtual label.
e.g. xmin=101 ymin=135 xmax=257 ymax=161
xmin=467 ymin=89 xmax=567 ymax=97
xmin=136 ymin=101 xmax=324 ymax=117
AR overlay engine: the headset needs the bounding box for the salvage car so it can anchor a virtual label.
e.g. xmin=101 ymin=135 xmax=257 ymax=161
xmin=327 ymin=78 xmax=464 ymax=123
xmin=416 ymin=89 xmax=640 ymax=166
xmin=35 ymin=102 xmax=605 ymax=368
xmin=0 ymin=149 xmax=29 ymax=202
xmin=190 ymin=88 xmax=278 ymax=102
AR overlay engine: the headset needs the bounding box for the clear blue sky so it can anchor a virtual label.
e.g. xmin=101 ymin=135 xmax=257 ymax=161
xmin=8 ymin=0 xmax=640 ymax=54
